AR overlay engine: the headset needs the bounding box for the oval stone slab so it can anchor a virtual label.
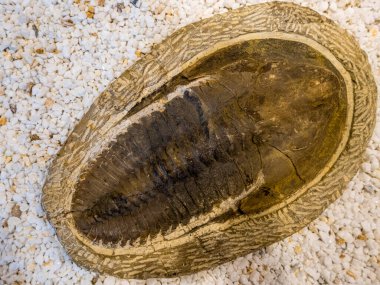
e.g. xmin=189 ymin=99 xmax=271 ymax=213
xmin=42 ymin=2 xmax=377 ymax=279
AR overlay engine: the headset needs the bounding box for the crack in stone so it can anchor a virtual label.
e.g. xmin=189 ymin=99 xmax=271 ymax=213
xmin=265 ymin=142 xmax=306 ymax=183
xmin=233 ymin=94 xmax=304 ymax=184
xmin=253 ymin=140 xmax=264 ymax=171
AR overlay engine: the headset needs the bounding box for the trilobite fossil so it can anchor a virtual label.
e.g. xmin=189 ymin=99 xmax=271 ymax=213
xmin=43 ymin=2 xmax=376 ymax=279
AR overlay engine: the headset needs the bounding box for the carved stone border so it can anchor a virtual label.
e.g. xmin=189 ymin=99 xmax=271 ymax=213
xmin=42 ymin=2 xmax=377 ymax=279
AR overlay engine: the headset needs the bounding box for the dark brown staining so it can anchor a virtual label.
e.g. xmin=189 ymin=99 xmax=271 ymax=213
xmin=71 ymin=39 xmax=347 ymax=245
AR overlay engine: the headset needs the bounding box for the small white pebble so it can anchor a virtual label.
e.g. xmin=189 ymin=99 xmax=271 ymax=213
xmin=7 ymin=217 xmax=21 ymax=231
xmin=319 ymin=1 xmax=329 ymax=12
xmin=338 ymin=231 xmax=354 ymax=243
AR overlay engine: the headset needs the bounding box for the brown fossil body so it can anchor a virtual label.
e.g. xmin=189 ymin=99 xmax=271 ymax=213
xmin=42 ymin=2 xmax=377 ymax=279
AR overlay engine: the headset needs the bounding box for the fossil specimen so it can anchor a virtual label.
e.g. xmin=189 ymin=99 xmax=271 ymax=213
xmin=42 ymin=2 xmax=377 ymax=279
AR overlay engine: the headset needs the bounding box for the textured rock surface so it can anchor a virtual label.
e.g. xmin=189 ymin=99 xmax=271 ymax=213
xmin=0 ymin=0 xmax=379 ymax=284
xmin=41 ymin=1 xmax=376 ymax=279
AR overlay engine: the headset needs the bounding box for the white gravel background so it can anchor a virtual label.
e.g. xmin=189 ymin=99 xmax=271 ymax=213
xmin=0 ymin=0 xmax=379 ymax=284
